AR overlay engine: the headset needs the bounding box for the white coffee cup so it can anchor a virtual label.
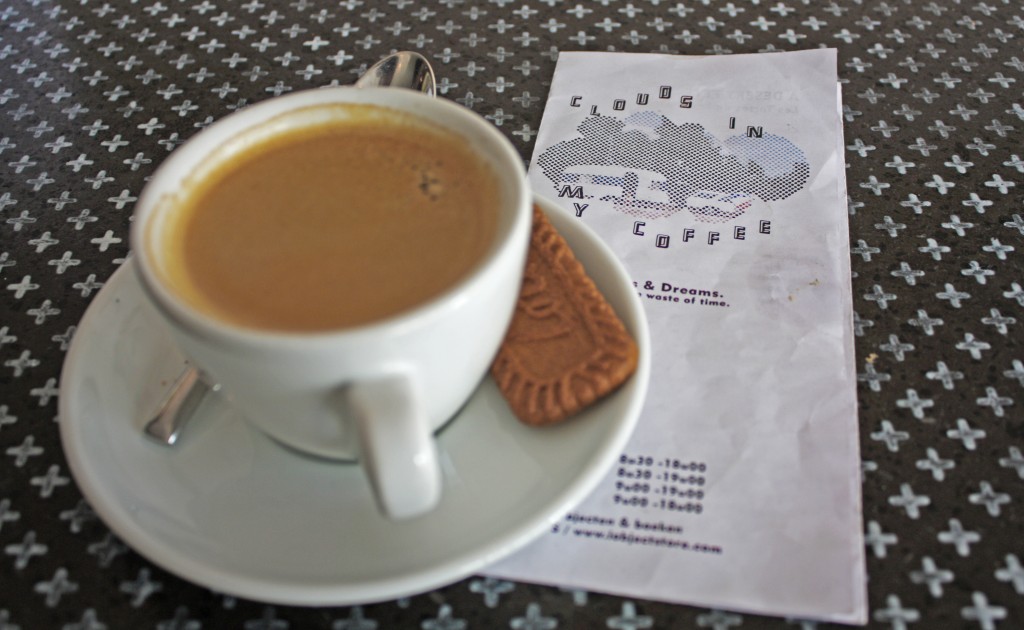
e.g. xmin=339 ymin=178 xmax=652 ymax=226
xmin=130 ymin=87 xmax=531 ymax=519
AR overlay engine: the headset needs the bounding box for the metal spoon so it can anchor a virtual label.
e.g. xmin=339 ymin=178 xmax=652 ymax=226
xmin=143 ymin=366 xmax=218 ymax=445
xmin=143 ymin=52 xmax=437 ymax=446
xmin=356 ymin=50 xmax=436 ymax=96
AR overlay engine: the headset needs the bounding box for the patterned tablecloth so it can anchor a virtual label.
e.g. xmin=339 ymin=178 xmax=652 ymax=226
xmin=1 ymin=1 xmax=1021 ymax=628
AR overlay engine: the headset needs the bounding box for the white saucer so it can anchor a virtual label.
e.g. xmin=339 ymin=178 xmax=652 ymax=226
xmin=58 ymin=196 xmax=650 ymax=606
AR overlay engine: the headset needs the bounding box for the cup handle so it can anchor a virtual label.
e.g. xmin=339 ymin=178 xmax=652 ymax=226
xmin=341 ymin=375 xmax=442 ymax=520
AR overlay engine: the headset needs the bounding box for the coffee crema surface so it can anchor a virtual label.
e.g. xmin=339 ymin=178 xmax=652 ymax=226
xmin=156 ymin=104 xmax=501 ymax=332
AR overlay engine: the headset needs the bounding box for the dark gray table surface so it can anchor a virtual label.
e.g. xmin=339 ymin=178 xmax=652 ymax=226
xmin=1 ymin=0 xmax=1022 ymax=627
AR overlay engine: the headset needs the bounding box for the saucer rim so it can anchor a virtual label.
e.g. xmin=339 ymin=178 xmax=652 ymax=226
xmin=57 ymin=194 xmax=651 ymax=606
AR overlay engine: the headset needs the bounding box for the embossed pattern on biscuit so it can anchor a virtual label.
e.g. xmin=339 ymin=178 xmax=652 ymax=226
xmin=491 ymin=205 xmax=639 ymax=426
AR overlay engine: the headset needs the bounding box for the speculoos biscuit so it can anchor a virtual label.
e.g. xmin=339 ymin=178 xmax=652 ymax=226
xmin=491 ymin=205 xmax=639 ymax=426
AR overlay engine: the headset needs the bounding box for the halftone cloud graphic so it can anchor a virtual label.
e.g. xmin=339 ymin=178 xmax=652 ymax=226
xmin=536 ymin=112 xmax=810 ymax=222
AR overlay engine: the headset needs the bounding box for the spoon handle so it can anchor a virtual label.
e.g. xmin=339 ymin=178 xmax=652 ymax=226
xmin=143 ymin=367 xmax=208 ymax=445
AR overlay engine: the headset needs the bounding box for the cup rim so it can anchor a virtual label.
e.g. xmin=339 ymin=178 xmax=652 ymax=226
xmin=130 ymin=86 xmax=531 ymax=350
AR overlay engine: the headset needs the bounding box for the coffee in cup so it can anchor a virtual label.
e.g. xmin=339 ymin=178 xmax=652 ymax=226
xmin=151 ymin=103 xmax=501 ymax=332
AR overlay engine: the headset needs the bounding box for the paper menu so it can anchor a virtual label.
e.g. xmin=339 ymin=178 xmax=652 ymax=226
xmin=486 ymin=50 xmax=866 ymax=624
